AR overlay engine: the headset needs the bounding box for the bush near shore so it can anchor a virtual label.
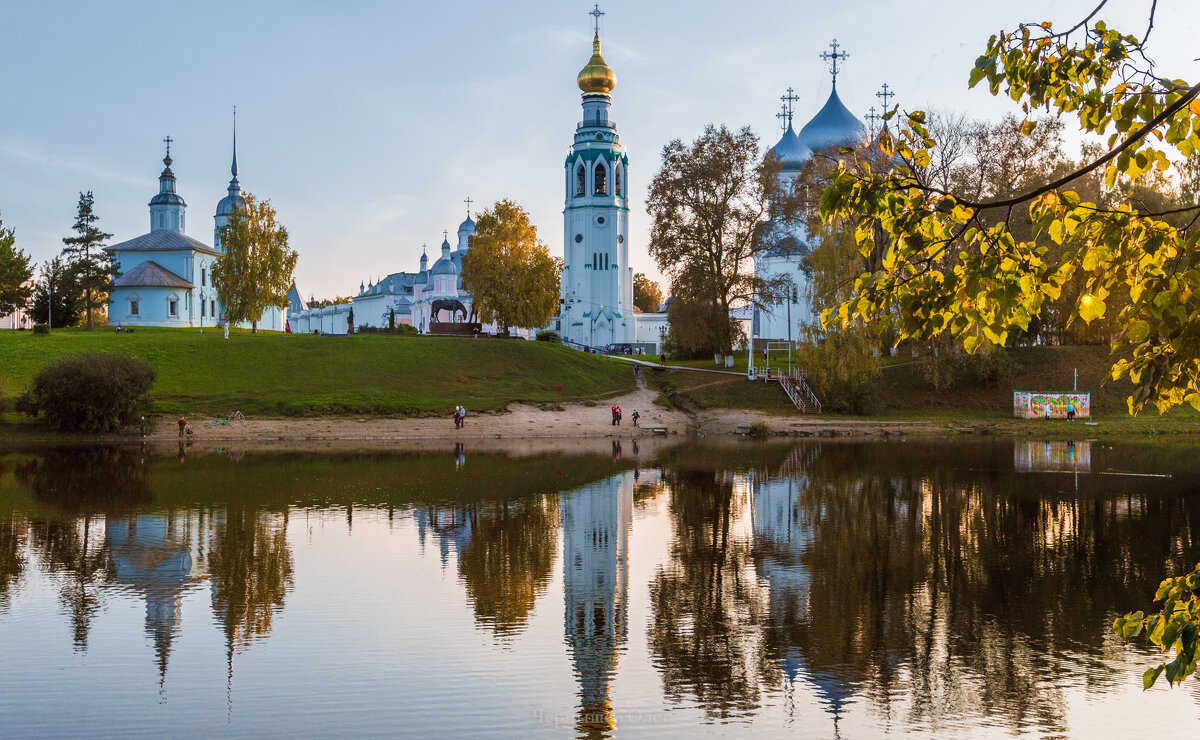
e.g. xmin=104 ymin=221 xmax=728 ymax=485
xmin=0 ymin=327 xmax=634 ymax=417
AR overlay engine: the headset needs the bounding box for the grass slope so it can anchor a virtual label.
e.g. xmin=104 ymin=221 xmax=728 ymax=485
xmin=0 ymin=328 xmax=635 ymax=416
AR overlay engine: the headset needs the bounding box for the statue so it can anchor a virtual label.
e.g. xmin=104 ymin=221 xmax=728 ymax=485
xmin=430 ymin=298 xmax=469 ymax=323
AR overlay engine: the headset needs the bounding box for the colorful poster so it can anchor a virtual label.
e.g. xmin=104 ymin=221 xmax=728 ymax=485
xmin=1013 ymin=391 xmax=1091 ymax=419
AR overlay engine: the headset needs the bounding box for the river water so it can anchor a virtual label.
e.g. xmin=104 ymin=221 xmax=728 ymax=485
xmin=1 ymin=438 xmax=1198 ymax=738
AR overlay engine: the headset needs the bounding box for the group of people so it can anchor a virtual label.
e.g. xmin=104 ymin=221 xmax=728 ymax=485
xmin=453 ymin=405 xmax=467 ymax=429
xmin=1042 ymin=401 xmax=1078 ymax=421
xmin=610 ymin=405 xmax=640 ymax=427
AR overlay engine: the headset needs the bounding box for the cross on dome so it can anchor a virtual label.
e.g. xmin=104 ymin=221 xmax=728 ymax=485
xmin=865 ymin=106 xmax=881 ymax=138
xmin=776 ymin=103 xmax=789 ymax=133
xmin=820 ymin=39 xmax=849 ymax=87
xmin=162 ymin=135 xmax=173 ymax=166
xmin=589 ymin=3 xmax=604 ymax=33
xmin=463 ymin=196 xmax=472 ymax=216
xmin=876 ymin=83 xmax=895 ymax=110
xmin=780 ymin=87 xmax=799 ymax=127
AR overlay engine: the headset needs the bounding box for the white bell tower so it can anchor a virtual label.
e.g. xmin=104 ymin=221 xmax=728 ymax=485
xmin=561 ymin=6 xmax=633 ymax=349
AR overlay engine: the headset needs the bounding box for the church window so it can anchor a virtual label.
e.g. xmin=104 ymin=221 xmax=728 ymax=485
xmin=593 ymin=253 xmax=597 ymax=270
xmin=615 ymin=165 xmax=622 ymax=196
xmin=169 ymin=299 xmax=178 ymax=317
xmin=594 ymin=162 xmax=607 ymax=195
xmin=576 ymin=164 xmax=585 ymax=195
xmin=210 ymin=299 xmax=216 ymax=317
xmin=604 ymin=254 xmax=609 ymax=270
xmin=129 ymin=300 xmax=139 ymax=316
xmin=201 ymin=268 xmax=206 ymax=287
xmin=201 ymin=300 xmax=206 ymax=318
xmin=574 ymin=234 xmax=582 ymax=243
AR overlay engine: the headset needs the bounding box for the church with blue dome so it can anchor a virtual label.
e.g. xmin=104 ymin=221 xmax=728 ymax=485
xmin=754 ymin=40 xmax=870 ymax=346
xmin=106 ymin=127 xmax=285 ymax=331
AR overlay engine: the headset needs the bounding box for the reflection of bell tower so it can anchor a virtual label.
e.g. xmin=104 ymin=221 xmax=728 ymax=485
xmin=561 ymin=471 xmax=633 ymax=737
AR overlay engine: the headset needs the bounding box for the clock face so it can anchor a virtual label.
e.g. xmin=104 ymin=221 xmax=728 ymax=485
xmin=595 ymin=215 xmax=606 ymax=227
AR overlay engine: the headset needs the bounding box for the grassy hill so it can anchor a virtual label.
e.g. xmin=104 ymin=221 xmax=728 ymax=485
xmin=0 ymin=328 xmax=635 ymax=417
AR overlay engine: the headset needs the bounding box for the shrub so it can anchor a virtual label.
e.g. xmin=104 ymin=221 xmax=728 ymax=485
xmin=747 ymin=421 xmax=771 ymax=438
xmin=32 ymin=323 xmax=49 ymax=334
xmin=17 ymin=353 xmax=157 ymax=432
xmin=536 ymin=330 xmax=561 ymax=343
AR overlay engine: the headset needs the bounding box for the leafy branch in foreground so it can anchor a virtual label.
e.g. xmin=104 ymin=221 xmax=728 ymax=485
xmin=1114 ymin=564 xmax=1200 ymax=689
xmin=820 ymin=5 xmax=1200 ymax=414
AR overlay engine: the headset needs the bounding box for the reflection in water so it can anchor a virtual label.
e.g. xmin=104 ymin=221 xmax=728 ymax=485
xmin=561 ymin=474 xmax=633 ymax=738
xmin=2 ymin=440 xmax=1200 ymax=737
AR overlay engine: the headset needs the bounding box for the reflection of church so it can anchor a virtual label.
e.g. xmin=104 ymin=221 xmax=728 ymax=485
xmin=750 ymin=469 xmax=851 ymax=724
xmin=106 ymin=512 xmax=215 ymax=686
xmin=560 ymin=472 xmax=633 ymax=737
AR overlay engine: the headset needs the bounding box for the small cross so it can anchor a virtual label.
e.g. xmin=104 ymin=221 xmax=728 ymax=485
xmin=876 ymin=83 xmax=895 ymax=110
xmin=163 ymin=135 xmax=173 ymax=156
xmin=443 ymin=230 xmax=449 ymax=241
xmin=780 ymin=87 xmax=800 ymax=127
xmin=776 ymin=103 xmax=789 ymax=133
xmin=589 ymin=4 xmax=604 ymax=33
xmin=820 ymin=39 xmax=849 ymax=85
xmin=865 ymin=106 xmax=881 ymax=138
xmin=464 ymin=196 xmax=472 ymax=216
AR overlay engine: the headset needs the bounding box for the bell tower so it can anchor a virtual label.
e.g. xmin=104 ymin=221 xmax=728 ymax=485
xmin=561 ymin=5 xmax=633 ymax=349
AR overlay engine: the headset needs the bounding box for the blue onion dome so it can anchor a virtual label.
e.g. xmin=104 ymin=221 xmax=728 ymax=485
xmin=458 ymin=215 xmax=475 ymax=234
xmin=769 ymin=124 xmax=813 ymax=172
xmin=431 ymin=252 xmax=458 ymax=277
xmin=798 ymin=87 xmax=868 ymax=153
xmin=215 ymin=186 xmax=243 ymax=218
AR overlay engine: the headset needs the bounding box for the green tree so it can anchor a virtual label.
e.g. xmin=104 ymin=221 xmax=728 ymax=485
xmin=0 ymin=216 xmax=34 ymax=328
xmin=212 ymin=194 xmax=297 ymax=333
xmin=820 ymin=4 xmax=1200 ymax=415
xmin=60 ymin=191 xmax=113 ymax=330
xmin=29 ymin=258 xmax=83 ymax=328
xmin=460 ymin=199 xmax=561 ymax=331
xmin=633 ymin=272 xmax=663 ymax=313
xmin=647 ymin=125 xmax=802 ymax=354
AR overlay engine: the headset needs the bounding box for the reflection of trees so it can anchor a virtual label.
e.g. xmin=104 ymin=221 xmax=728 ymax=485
xmin=0 ymin=516 xmax=27 ymax=611
xmin=209 ymin=507 xmax=293 ymax=659
xmin=762 ymin=442 xmax=1200 ymax=733
xmin=648 ymin=469 xmax=769 ymax=718
xmin=457 ymin=498 xmax=559 ymax=637
xmin=27 ymin=516 xmax=110 ymax=650
xmin=16 ymin=446 xmax=152 ymax=516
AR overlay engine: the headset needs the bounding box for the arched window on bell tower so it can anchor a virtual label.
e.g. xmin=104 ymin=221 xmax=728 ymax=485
xmin=576 ymin=164 xmax=586 ymax=196
xmin=595 ymin=161 xmax=607 ymax=195
xmin=614 ymin=165 xmax=622 ymax=197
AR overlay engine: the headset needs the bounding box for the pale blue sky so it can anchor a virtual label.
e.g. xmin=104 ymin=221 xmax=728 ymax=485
xmin=1 ymin=0 xmax=1195 ymax=298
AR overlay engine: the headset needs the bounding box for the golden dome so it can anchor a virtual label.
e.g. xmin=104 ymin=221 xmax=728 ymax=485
xmin=577 ymin=32 xmax=616 ymax=95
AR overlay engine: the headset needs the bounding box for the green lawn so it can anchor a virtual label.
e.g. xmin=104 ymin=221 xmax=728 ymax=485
xmin=0 ymin=328 xmax=636 ymax=417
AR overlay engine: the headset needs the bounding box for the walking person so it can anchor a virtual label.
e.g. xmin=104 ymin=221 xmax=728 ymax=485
xmin=611 ymin=405 xmax=618 ymax=426
xmin=616 ymin=405 xmax=622 ymax=426
xmin=459 ymin=405 xmax=466 ymax=428
xmin=178 ymin=415 xmax=186 ymax=438
xmin=631 ymin=410 xmax=639 ymax=427
xmin=1044 ymin=403 xmax=1052 ymax=421
xmin=1067 ymin=401 xmax=1076 ymax=422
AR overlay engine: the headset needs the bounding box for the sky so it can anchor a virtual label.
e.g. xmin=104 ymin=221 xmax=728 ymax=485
xmin=1 ymin=0 xmax=1196 ymax=299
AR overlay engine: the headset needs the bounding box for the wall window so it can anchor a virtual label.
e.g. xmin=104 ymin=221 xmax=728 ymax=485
xmin=129 ymin=300 xmax=140 ymax=316
xmin=593 ymin=253 xmax=597 ymax=270
xmin=201 ymin=300 xmax=206 ymax=318
xmin=576 ymin=164 xmax=585 ymax=195
xmin=615 ymin=165 xmax=622 ymax=197
xmin=201 ymin=268 xmax=206 ymax=287
xmin=210 ymin=299 xmax=216 ymax=317
xmin=604 ymin=254 xmax=609 ymax=270
xmin=169 ymin=299 xmax=178 ymax=317
xmin=594 ymin=162 xmax=607 ymax=195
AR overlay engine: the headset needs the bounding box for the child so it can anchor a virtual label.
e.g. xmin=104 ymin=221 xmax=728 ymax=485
xmin=631 ymin=410 xmax=639 ymax=427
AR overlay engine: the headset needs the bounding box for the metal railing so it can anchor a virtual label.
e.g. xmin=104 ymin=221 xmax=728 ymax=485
xmin=577 ymin=119 xmax=617 ymax=130
xmin=779 ymin=369 xmax=822 ymax=414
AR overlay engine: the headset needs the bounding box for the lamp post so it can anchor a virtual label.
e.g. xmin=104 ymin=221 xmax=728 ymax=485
xmin=46 ymin=284 xmax=52 ymax=332
xmin=199 ymin=287 xmax=205 ymax=333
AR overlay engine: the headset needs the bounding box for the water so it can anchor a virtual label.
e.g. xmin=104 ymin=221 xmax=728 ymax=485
xmin=1 ymin=438 xmax=1199 ymax=738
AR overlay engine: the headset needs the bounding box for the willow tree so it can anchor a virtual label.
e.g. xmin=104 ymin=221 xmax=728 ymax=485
xmin=460 ymin=199 xmax=560 ymax=332
xmin=647 ymin=124 xmax=803 ymax=354
xmin=212 ymin=194 xmax=297 ymax=333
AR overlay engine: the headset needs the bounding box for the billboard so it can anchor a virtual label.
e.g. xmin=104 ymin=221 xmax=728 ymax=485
xmin=1013 ymin=391 xmax=1091 ymax=419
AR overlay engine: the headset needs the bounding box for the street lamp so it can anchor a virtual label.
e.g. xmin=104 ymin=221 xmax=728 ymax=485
xmin=199 ymin=287 xmax=205 ymax=333
xmin=46 ymin=284 xmax=51 ymax=332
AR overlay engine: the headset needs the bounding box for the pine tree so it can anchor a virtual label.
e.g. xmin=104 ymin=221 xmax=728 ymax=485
xmin=0 ymin=216 xmax=34 ymax=329
xmin=60 ymin=191 xmax=113 ymax=330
